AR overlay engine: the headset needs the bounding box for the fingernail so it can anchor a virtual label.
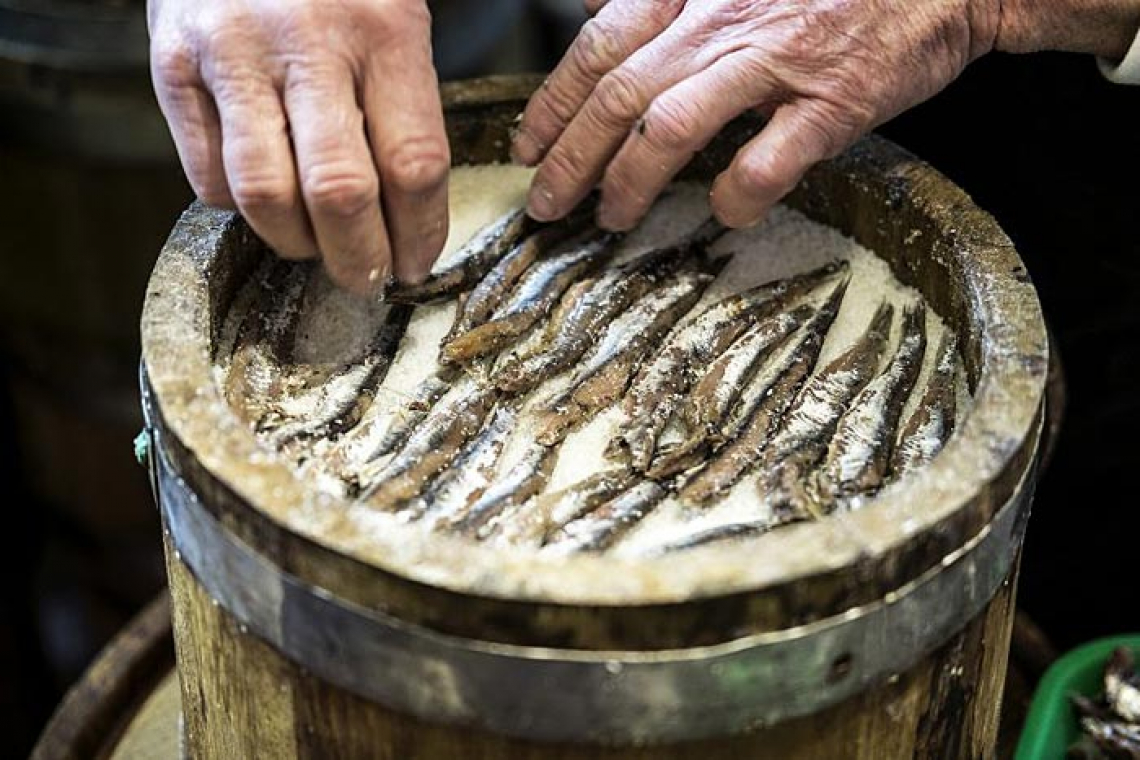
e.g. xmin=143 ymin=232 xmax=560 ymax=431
xmin=527 ymin=183 xmax=559 ymax=221
xmin=511 ymin=128 xmax=543 ymax=166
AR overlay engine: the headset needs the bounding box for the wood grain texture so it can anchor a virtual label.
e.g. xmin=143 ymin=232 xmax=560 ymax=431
xmin=167 ymin=543 xmax=1019 ymax=760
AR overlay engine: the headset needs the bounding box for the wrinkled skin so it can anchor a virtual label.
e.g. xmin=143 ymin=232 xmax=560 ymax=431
xmin=513 ymin=0 xmax=1002 ymax=231
xmin=147 ymin=0 xmax=450 ymax=293
xmin=149 ymin=0 xmax=1139 ymax=292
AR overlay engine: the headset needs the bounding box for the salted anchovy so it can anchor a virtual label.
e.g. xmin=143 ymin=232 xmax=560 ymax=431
xmin=409 ymin=402 xmax=519 ymax=524
xmin=890 ymin=332 xmax=960 ymax=477
xmin=534 ymin=270 xmax=714 ymax=445
xmin=441 ymin=231 xmax=614 ymax=364
xmin=609 ymin=261 xmax=847 ymax=471
xmin=1077 ymin=715 xmax=1140 ymax=756
xmin=359 ymin=376 xmax=498 ymax=506
xmin=814 ymin=303 xmax=927 ymax=509
xmin=443 ymin=224 xmax=578 ymax=346
xmin=386 ymin=208 xmax=532 ymax=303
xmin=543 ymin=480 xmax=668 ymax=554
xmin=224 ymin=262 xmax=310 ymax=422
xmin=659 ymin=277 xmax=848 ymax=487
xmin=492 ymin=219 xmax=724 ymax=393
xmin=489 ymin=469 xmax=638 ymax=548
xmin=446 ymin=443 xmax=558 ymax=536
xmin=643 ymin=518 xmax=772 ymax=555
xmin=682 ymin=303 xmax=815 ymax=437
xmin=1106 ymin=648 xmax=1140 ymax=723
xmin=755 ymin=301 xmax=895 ymax=523
xmin=262 ymin=305 xmax=414 ymax=449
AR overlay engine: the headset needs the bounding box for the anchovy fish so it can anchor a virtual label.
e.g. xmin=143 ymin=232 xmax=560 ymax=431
xmin=657 ymin=277 xmax=848 ymax=487
xmin=814 ymin=303 xmax=927 ymax=509
xmin=642 ymin=518 xmax=772 ymax=555
xmin=489 ymin=469 xmax=638 ymax=548
xmin=491 ymin=219 xmax=724 ymax=393
xmin=543 ymin=480 xmax=668 ymax=554
xmin=682 ymin=303 xmax=815 ymax=437
xmin=446 ymin=443 xmax=558 ymax=536
xmin=1106 ymin=648 xmax=1140 ymax=723
xmin=386 ymin=208 xmax=532 ymax=303
xmin=890 ymin=332 xmax=960 ymax=477
xmin=441 ymin=231 xmax=614 ymax=364
xmin=224 ymin=262 xmax=310 ymax=423
xmin=359 ymin=376 xmax=499 ymax=507
xmin=262 ymin=305 xmax=413 ymax=449
xmin=755 ymin=301 xmax=895 ymax=523
xmin=443 ymin=224 xmax=577 ymax=346
xmin=609 ymin=261 xmax=847 ymax=471
xmin=533 ymin=270 xmax=714 ymax=445
xmin=408 ymin=402 xmax=519 ymax=524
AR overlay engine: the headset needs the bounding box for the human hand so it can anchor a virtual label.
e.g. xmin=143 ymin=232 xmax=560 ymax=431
xmin=148 ymin=0 xmax=450 ymax=294
xmin=513 ymin=0 xmax=1000 ymax=231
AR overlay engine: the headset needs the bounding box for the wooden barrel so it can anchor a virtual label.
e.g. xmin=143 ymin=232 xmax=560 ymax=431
xmin=30 ymin=595 xmax=179 ymax=760
xmin=140 ymin=75 xmax=1048 ymax=758
xmin=0 ymin=0 xmax=191 ymax=588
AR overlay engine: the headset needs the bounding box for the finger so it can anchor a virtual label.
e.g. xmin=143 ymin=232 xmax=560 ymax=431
xmin=284 ymin=62 xmax=389 ymax=293
xmin=711 ymin=101 xmax=860 ymax=228
xmin=598 ymin=54 xmax=778 ymax=231
xmin=150 ymin=39 xmax=233 ymax=207
xmin=364 ymin=20 xmax=450 ymax=284
xmin=208 ymin=70 xmax=319 ymax=261
xmin=512 ymin=0 xmax=683 ymax=167
xmin=526 ymin=15 xmax=704 ymax=222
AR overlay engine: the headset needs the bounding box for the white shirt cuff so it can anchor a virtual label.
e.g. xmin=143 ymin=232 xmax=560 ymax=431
xmin=1100 ymin=23 xmax=1140 ymax=84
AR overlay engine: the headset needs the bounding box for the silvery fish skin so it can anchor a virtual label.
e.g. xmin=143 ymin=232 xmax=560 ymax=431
xmin=443 ymin=224 xmax=575 ymax=346
xmin=491 ymin=219 xmax=723 ymax=393
xmin=642 ymin=518 xmax=772 ymax=555
xmin=224 ymin=262 xmax=310 ymax=424
xmin=659 ymin=278 xmax=848 ymax=488
xmin=263 ymin=304 xmax=414 ymax=449
xmin=441 ymin=231 xmax=614 ymax=365
xmin=386 ymin=208 xmax=532 ymax=303
xmin=488 ymin=468 xmax=638 ymax=548
xmin=609 ymin=261 xmax=847 ymax=471
xmin=359 ymin=376 xmax=499 ymax=507
xmin=755 ymin=301 xmax=895 ymax=523
xmin=533 ymin=269 xmax=714 ymax=445
xmin=543 ymin=480 xmax=668 ymax=554
xmin=408 ymin=402 xmax=519 ymax=525
xmin=814 ymin=303 xmax=927 ymax=509
xmin=890 ymin=332 xmax=960 ymax=477
xmin=682 ymin=303 xmax=815 ymax=437
xmin=446 ymin=443 xmax=558 ymax=536
xmin=1106 ymin=648 xmax=1140 ymax=723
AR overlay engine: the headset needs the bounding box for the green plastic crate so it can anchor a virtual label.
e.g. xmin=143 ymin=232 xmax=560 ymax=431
xmin=1016 ymin=635 xmax=1140 ymax=759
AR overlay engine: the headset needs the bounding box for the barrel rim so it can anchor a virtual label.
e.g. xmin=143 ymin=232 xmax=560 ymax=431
xmin=140 ymin=74 xmax=1048 ymax=610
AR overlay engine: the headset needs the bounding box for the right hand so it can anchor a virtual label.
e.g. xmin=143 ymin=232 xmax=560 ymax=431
xmin=147 ymin=0 xmax=451 ymax=294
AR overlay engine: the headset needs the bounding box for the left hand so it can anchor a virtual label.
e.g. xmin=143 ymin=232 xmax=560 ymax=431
xmin=513 ymin=0 xmax=1000 ymax=231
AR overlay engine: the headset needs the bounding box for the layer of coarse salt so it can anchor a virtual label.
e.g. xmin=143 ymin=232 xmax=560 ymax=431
xmin=279 ymin=165 xmax=967 ymax=555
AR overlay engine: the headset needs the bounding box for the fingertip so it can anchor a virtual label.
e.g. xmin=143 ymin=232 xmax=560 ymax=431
xmin=709 ymin=179 xmax=768 ymax=230
xmin=595 ymin=201 xmax=638 ymax=233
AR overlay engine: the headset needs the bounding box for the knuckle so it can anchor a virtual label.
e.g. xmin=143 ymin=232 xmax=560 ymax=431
xmin=735 ymin=150 xmax=788 ymax=196
xmin=150 ymin=38 xmax=199 ymax=86
xmin=382 ymin=137 xmax=450 ymax=196
xmin=592 ymin=69 xmax=644 ymax=127
xmin=538 ymin=145 xmax=588 ymax=187
xmin=230 ymin=173 xmax=294 ymax=213
xmin=642 ymin=95 xmax=697 ymax=152
xmin=571 ymin=18 xmax=623 ymax=78
xmin=303 ymin=166 xmax=378 ymax=218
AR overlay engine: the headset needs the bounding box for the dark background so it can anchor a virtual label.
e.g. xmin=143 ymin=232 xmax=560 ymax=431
xmin=2 ymin=7 xmax=1138 ymax=756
